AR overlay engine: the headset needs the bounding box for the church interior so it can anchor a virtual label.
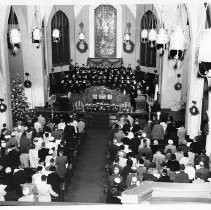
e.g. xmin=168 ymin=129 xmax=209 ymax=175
xmin=1 ymin=0 xmax=211 ymax=206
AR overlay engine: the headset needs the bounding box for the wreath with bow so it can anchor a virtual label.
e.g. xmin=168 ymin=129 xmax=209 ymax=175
xmin=189 ymin=101 xmax=199 ymax=116
xmin=76 ymin=41 xmax=88 ymax=53
xmin=123 ymin=40 xmax=135 ymax=53
xmin=174 ymin=82 xmax=182 ymax=90
xmin=0 ymin=99 xmax=7 ymax=113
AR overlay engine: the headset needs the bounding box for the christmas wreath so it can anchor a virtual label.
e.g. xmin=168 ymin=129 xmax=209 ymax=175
xmin=0 ymin=99 xmax=7 ymax=113
xmin=174 ymin=82 xmax=182 ymax=91
xmin=123 ymin=40 xmax=135 ymax=53
xmin=24 ymin=80 xmax=32 ymax=88
xmin=0 ymin=103 xmax=7 ymax=113
xmin=76 ymin=41 xmax=88 ymax=53
xmin=189 ymin=101 xmax=199 ymax=116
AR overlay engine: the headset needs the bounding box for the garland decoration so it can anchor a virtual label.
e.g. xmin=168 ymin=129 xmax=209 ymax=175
xmin=123 ymin=40 xmax=135 ymax=53
xmin=76 ymin=41 xmax=88 ymax=53
xmin=189 ymin=101 xmax=199 ymax=116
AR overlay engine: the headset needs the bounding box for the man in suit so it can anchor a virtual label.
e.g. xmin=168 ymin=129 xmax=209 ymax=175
xmin=174 ymin=164 xmax=190 ymax=183
xmin=196 ymin=161 xmax=210 ymax=182
xmin=7 ymin=144 xmax=20 ymax=170
xmin=47 ymin=166 xmax=61 ymax=201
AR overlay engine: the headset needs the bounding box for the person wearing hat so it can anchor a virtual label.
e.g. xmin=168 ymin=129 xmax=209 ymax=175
xmin=38 ymin=142 xmax=49 ymax=163
xmin=18 ymin=186 xmax=35 ymax=202
xmin=192 ymin=172 xmax=205 ymax=184
xmin=158 ymin=169 xmax=171 ymax=182
xmin=196 ymin=161 xmax=210 ymax=181
xmin=174 ymin=164 xmax=190 ymax=183
xmin=164 ymin=140 xmax=177 ymax=154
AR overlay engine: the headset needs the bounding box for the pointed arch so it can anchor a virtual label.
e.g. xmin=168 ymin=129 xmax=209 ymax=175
xmin=51 ymin=10 xmax=70 ymax=67
xmin=140 ymin=10 xmax=157 ymax=67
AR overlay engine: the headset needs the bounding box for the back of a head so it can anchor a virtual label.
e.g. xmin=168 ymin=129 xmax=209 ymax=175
xmin=37 ymin=166 xmax=43 ymax=172
xmin=196 ymin=172 xmax=202 ymax=178
xmin=180 ymin=164 xmax=185 ymax=171
xmin=139 ymin=158 xmax=144 ymax=165
xmin=183 ymin=152 xmax=189 ymax=157
xmin=171 ymin=154 xmax=176 ymax=160
xmin=41 ymin=175 xmax=47 ymax=181
xmin=49 ymin=166 xmax=56 ymax=172
xmin=126 ymin=159 xmax=133 ymax=167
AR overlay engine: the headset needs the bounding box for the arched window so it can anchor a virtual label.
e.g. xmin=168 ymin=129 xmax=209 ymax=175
xmin=51 ymin=10 xmax=70 ymax=67
xmin=94 ymin=5 xmax=117 ymax=58
xmin=140 ymin=10 xmax=157 ymax=67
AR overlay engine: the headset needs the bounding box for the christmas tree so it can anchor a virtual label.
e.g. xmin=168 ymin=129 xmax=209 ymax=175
xmin=11 ymin=74 xmax=35 ymax=123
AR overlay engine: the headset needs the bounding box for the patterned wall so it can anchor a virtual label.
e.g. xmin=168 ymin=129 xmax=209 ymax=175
xmin=94 ymin=5 xmax=117 ymax=58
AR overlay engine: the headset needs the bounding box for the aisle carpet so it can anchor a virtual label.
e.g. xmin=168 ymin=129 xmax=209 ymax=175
xmin=66 ymin=127 xmax=109 ymax=203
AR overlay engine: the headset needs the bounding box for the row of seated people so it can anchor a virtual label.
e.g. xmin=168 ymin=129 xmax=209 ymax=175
xmin=104 ymin=114 xmax=210 ymax=204
xmin=50 ymin=63 xmax=157 ymax=97
xmin=0 ymin=113 xmax=86 ymax=202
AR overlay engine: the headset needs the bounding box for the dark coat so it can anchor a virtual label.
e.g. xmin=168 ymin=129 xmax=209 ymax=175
xmin=167 ymin=160 xmax=180 ymax=172
xmin=158 ymin=175 xmax=171 ymax=182
xmin=174 ymin=171 xmax=190 ymax=183
xmin=47 ymin=172 xmax=61 ymax=194
xmin=7 ymin=149 xmax=20 ymax=169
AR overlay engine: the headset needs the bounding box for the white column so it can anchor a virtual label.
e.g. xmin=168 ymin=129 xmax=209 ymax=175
xmin=25 ymin=5 xmax=45 ymax=107
xmin=206 ymin=79 xmax=211 ymax=156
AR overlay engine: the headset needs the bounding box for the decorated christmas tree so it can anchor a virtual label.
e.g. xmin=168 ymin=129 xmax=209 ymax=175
xmin=11 ymin=74 xmax=35 ymax=123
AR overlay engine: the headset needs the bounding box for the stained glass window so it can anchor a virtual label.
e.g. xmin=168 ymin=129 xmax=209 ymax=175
xmin=95 ymin=5 xmax=117 ymax=58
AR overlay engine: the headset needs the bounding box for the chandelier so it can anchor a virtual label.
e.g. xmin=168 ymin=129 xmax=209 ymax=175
xmin=79 ymin=22 xmax=85 ymax=43
xmin=148 ymin=5 xmax=157 ymax=48
xmin=156 ymin=6 xmax=169 ymax=56
xmin=32 ymin=9 xmax=42 ymax=49
xmin=169 ymin=4 xmax=186 ymax=61
xmin=198 ymin=4 xmax=211 ymax=78
xmin=8 ymin=7 xmax=21 ymax=55
xmin=123 ymin=23 xmax=131 ymax=43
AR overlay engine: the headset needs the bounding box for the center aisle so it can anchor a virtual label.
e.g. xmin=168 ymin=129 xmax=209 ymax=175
xmin=66 ymin=127 xmax=109 ymax=203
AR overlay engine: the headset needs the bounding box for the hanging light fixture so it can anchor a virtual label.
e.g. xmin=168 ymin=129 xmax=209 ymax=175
xmin=32 ymin=7 xmax=42 ymax=49
xmin=52 ymin=6 xmax=61 ymax=43
xmin=123 ymin=23 xmax=131 ymax=43
xmin=156 ymin=6 xmax=169 ymax=56
xmin=78 ymin=5 xmax=85 ymax=43
xmin=123 ymin=6 xmax=131 ymax=43
xmin=198 ymin=4 xmax=211 ymax=78
xmin=169 ymin=4 xmax=185 ymax=61
xmin=148 ymin=5 xmax=157 ymax=48
xmin=8 ymin=6 xmax=21 ymax=56
xmin=141 ymin=5 xmax=148 ymax=44
xmin=8 ymin=7 xmax=21 ymax=45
